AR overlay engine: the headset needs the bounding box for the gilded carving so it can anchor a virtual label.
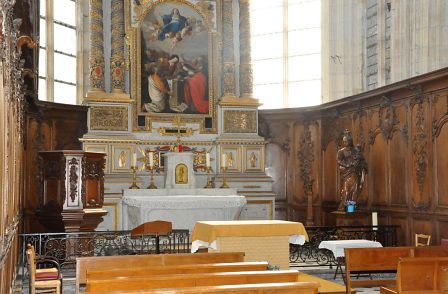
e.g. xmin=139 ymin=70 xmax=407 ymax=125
xmin=111 ymin=0 xmax=126 ymax=93
xmin=222 ymin=62 xmax=236 ymax=97
xmin=223 ymin=110 xmax=257 ymax=133
xmin=90 ymin=107 xmax=128 ymax=131
xmin=239 ymin=63 xmax=253 ymax=97
xmin=89 ymin=0 xmax=105 ymax=91
xmin=238 ymin=0 xmax=253 ymax=97
xmin=175 ymin=163 xmax=188 ymax=184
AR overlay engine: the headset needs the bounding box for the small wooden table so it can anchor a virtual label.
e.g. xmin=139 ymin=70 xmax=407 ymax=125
xmin=191 ymin=220 xmax=308 ymax=269
xmin=319 ymin=239 xmax=383 ymax=280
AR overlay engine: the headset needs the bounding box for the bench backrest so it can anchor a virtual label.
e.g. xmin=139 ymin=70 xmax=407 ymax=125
xmin=86 ymin=261 xmax=269 ymax=280
xmin=344 ymin=246 xmax=448 ymax=293
xmin=397 ymin=257 xmax=448 ymax=293
xmin=84 ymin=282 xmax=320 ymax=294
xmin=86 ymin=270 xmax=301 ymax=292
xmin=76 ymin=252 xmax=244 ymax=290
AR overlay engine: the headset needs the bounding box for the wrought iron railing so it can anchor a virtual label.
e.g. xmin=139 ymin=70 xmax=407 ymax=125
xmin=289 ymin=225 xmax=399 ymax=267
xmin=19 ymin=229 xmax=190 ymax=280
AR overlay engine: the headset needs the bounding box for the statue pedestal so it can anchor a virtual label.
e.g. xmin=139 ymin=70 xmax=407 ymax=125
xmin=331 ymin=211 xmax=371 ymax=226
xmin=164 ymin=152 xmax=196 ymax=189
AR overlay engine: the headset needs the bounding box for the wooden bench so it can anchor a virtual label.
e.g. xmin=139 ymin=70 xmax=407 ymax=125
xmin=85 ymin=270 xmax=304 ymax=292
xmin=344 ymin=246 xmax=448 ymax=293
xmin=86 ymin=261 xmax=269 ymax=280
xmin=84 ymin=281 xmax=320 ymax=293
xmin=76 ymin=252 xmax=244 ymax=292
xmin=379 ymin=257 xmax=448 ymax=294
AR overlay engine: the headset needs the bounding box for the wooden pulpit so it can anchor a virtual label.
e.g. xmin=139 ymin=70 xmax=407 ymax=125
xmin=37 ymin=151 xmax=107 ymax=232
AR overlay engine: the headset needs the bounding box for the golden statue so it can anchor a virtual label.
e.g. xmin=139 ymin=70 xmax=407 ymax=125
xmin=118 ymin=150 xmax=126 ymax=168
xmin=337 ymin=130 xmax=368 ymax=211
xmin=227 ymin=152 xmax=234 ymax=167
xmin=175 ymin=164 xmax=188 ymax=184
xmin=250 ymin=152 xmax=257 ymax=168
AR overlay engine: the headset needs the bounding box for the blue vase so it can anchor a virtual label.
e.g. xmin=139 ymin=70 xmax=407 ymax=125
xmin=347 ymin=204 xmax=355 ymax=213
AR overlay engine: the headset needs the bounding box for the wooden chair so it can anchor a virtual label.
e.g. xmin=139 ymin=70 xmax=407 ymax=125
xmin=416 ymin=233 xmax=431 ymax=246
xmin=131 ymin=220 xmax=173 ymax=254
xmin=26 ymin=244 xmax=62 ymax=294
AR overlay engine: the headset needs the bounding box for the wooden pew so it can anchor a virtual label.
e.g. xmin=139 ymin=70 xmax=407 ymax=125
xmin=86 ymin=261 xmax=269 ymax=280
xmin=76 ymin=252 xmax=244 ymax=291
xmin=85 ymin=270 xmax=304 ymax=292
xmin=344 ymin=246 xmax=448 ymax=293
xmin=380 ymin=257 xmax=448 ymax=294
xmin=84 ymin=281 xmax=320 ymax=293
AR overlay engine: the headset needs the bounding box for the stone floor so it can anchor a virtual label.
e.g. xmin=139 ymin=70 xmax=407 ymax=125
xmin=17 ymin=265 xmax=381 ymax=294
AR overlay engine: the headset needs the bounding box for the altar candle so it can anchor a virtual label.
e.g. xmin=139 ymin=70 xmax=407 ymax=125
xmin=132 ymin=153 xmax=137 ymax=167
xmin=206 ymin=153 xmax=210 ymax=167
xmin=372 ymin=212 xmax=378 ymax=230
xmin=149 ymin=152 xmax=154 ymax=167
xmin=221 ymin=153 xmax=227 ymax=168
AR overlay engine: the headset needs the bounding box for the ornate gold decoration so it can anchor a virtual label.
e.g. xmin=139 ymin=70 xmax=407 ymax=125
xmin=128 ymin=0 xmax=219 ymax=133
xmin=223 ymin=110 xmax=257 ymax=133
xmin=90 ymin=106 xmax=128 ymax=131
xmin=118 ymin=150 xmax=126 ymax=167
xmin=238 ymin=0 xmax=253 ymax=98
xmin=221 ymin=0 xmax=236 ymax=97
xmin=222 ymin=62 xmax=236 ymax=97
xmin=157 ymin=116 xmax=195 ymax=146
xmin=89 ymin=0 xmax=105 ymax=92
xmin=111 ymin=0 xmax=126 ymax=93
xmin=175 ymin=163 xmax=188 ymax=184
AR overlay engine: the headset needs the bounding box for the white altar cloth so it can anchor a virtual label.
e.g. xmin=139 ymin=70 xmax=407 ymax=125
xmin=122 ymin=189 xmax=246 ymax=231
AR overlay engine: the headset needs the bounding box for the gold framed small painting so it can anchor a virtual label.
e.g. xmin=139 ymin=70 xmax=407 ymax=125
xmin=243 ymin=146 xmax=264 ymax=172
xmin=111 ymin=145 xmax=134 ymax=172
xmin=220 ymin=146 xmax=241 ymax=173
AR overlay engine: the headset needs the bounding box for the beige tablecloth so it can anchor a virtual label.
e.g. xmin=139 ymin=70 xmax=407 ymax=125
xmin=191 ymin=220 xmax=308 ymax=252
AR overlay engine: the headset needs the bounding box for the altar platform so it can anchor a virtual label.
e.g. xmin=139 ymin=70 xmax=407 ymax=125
xmin=122 ymin=189 xmax=246 ymax=231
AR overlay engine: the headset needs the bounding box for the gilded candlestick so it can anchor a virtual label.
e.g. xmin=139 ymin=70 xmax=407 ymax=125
xmin=220 ymin=166 xmax=229 ymax=188
xmin=129 ymin=166 xmax=139 ymax=189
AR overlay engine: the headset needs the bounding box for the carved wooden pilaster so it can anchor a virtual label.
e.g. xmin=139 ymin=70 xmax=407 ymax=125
xmin=88 ymin=0 xmax=105 ymax=93
xmin=110 ymin=0 xmax=125 ymax=93
xmin=238 ymin=0 xmax=253 ymax=98
xmin=298 ymin=121 xmax=315 ymax=225
xmin=221 ymin=0 xmax=236 ymax=98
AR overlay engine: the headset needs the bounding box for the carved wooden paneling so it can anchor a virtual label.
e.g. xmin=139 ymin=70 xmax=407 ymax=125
xmin=390 ymin=214 xmax=409 ymax=246
xmin=266 ymin=143 xmax=287 ymax=201
xmin=412 ymin=216 xmax=433 ymax=245
xmin=390 ymin=131 xmax=408 ymax=205
xmin=434 ymin=122 xmax=448 ymax=207
xmin=436 ymin=216 xmax=448 ymax=241
xmin=370 ymin=134 xmax=387 ymax=205
xmin=322 ymin=141 xmax=337 ymax=202
xmin=410 ymin=98 xmax=431 ymax=210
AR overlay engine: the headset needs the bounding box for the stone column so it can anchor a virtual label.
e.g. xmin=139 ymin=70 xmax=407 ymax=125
xmin=88 ymin=0 xmax=105 ymax=93
xmin=238 ymin=0 xmax=253 ymax=98
xmin=221 ymin=0 xmax=237 ymax=98
xmin=110 ymin=0 xmax=125 ymax=93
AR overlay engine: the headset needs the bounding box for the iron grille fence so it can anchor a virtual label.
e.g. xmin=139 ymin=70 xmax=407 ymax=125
xmin=290 ymin=225 xmax=399 ymax=267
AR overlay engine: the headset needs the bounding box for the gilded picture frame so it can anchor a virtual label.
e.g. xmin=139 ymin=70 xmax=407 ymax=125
xmin=220 ymin=146 xmax=242 ymax=173
xmin=126 ymin=0 xmax=219 ymax=133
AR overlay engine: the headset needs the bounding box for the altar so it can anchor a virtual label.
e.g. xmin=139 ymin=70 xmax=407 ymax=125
xmin=122 ymin=189 xmax=246 ymax=231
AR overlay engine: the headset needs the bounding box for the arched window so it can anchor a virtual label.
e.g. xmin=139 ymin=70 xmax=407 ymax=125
xmin=38 ymin=0 xmax=82 ymax=104
xmin=250 ymin=0 xmax=321 ymax=109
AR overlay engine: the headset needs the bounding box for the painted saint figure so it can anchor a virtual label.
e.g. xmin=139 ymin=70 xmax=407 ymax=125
xmin=337 ymin=129 xmax=368 ymax=211
xmin=158 ymin=8 xmax=187 ymax=41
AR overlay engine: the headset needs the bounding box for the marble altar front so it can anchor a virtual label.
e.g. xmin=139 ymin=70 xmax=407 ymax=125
xmin=122 ymin=189 xmax=246 ymax=231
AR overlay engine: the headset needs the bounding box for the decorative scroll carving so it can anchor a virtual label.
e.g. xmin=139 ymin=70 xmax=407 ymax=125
xmin=431 ymin=94 xmax=448 ymax=141
xmin=90 ymin=106 xmax=128 ymax=131
xmin=378 ymin=96 xmax=399 ymax=140
xmin=223 ymin=110 xmax=257 ymax=133
xmin=298 ymin=122 xmax=314 ymax=195
xmin=321 ymin=109 xmax=344 ymax=150
xmin=68 ymin=158 xmax=79 ymax=203
xmin=412 ymin=96 xmax=429 ymax=209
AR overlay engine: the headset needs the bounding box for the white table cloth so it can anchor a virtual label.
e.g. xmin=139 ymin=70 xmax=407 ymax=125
xmin=319 ymin=239 xmax=383 ymax=258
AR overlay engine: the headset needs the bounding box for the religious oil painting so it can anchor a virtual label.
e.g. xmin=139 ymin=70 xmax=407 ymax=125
xmin=138 ymin=1 xmax=213 ymax=116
